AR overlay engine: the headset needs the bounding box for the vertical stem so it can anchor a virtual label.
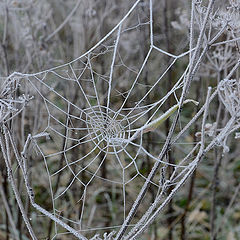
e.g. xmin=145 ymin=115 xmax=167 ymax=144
xmin=180 ymin=77 xmax=201 ymax=240
xmin=210 ymin=69 xmax=224 ymax=240
xmin=140 ymin=2 xmax=156 ymax=237
xmin=1 ymin=4 xmax=9 ymax=76
xmin=3 ymin=170 xmax=9 ymax=240
xmin=180 ymin=171 xmax=196 ymax=240
xmin=163 ymin=0 xmax=175 ymax=238
xmin=210 ymin=96 xmax=223 ymax=240
xmin=0 ymin=129 xmax=37 ymax=240
xmin=0 ymin=173 xmax=19 ymax=240
xmin=1 ymin=5 xmax=10 ymax=240
xmin=210 ymin=150 xmax=222 ymax=240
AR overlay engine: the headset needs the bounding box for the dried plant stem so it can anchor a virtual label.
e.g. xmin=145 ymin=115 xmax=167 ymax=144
xmin=1 ymin=5 xmax=9 ymax=76
xmin=210 ymin=150 xmax=222 ymax=240
xmin=115 ymin=1 xmax=216 ymax=239
xmin=45 ymin=0 xmax=82 ymax=42
xmin=0 ymin=173 xmax=19 ymax=240
xmin=180 ymin=78 xmax=201 ymax=240
xmin=3 ymin=126 xmax=88 ymax=240
xmin=215 ymin=182 xmax=240 ymax=235
xmin=127 ymin=88 xmax=212 ymax=240
xmin=0 ymin=129 xmax=37 ymax=240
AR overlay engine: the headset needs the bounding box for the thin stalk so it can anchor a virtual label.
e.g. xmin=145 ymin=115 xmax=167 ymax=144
xmin=0 ymin=130 xmax=37 ymax=240
xmin=180 ymin=76 xmax=201 ymax=240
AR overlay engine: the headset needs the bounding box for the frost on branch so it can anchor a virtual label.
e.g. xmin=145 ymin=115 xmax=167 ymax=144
xmin=216 ymin=79 xmax=240 ymax=152
xmin=0 ymin=75 xmax=33 ymax=125
xmin=218 ymin=79 xmax=240 ymax=118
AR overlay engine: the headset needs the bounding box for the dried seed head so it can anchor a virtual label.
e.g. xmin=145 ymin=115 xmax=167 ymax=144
xmin=218 ymin=79 xmax=240 ymax=118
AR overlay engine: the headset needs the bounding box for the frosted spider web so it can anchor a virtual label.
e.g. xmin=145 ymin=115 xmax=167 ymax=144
xmin=3 ymin=0 xmax=212 ymax=239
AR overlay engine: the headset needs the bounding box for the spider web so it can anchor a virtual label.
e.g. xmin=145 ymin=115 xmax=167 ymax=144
xmin=5 ymin=1 xmax=202 ymax=239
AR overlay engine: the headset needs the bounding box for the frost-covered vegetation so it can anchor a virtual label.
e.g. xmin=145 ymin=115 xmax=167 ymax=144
xmin=1 ymin=0 xmax=240 ymax=239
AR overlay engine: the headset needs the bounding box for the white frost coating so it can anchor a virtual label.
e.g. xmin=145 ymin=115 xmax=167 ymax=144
xmin=218 ymin=79 xmax=240 ymax=118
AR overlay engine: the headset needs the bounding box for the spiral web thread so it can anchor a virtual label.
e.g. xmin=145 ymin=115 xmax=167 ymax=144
xmin=3 ymin=0 xmax=239 ymax=239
